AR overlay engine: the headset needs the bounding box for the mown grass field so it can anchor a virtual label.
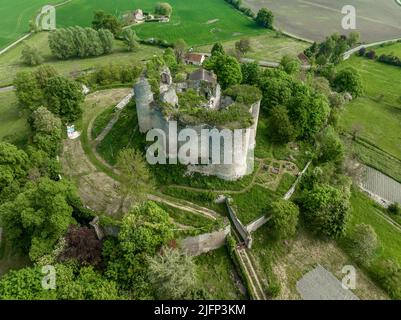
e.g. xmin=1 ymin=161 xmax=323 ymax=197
xmin=338 ymin=52 xmax=401 ymax=181
xmin=56 ymin=0 xmax=265 ymax=46
xmin=243 ymin=0 xmax=401 ymax=42
xmin=347 ymin=190 xmax=401 ymax=267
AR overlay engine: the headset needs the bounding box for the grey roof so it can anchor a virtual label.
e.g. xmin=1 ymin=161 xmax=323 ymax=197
xmin=296 ymin=264 xmax=359 ymax=300
xmin=188 ymin=68 xmax=216 ymax=83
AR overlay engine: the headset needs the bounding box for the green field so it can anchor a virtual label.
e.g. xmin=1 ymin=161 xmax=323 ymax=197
xmin=347 ymin=190 xmax=401 ymax=266
xmin=0 ymin=0 xmax=54 ymax=49
xmin=56 ymin=0 xmax=265 ymax=45
xmin=0 ymin=32 xmax=162 ymax=87
xmin=195 ymin=33 xmax=308 ymax=62
xmin=338 ymin=53 xmax=401 ymax=180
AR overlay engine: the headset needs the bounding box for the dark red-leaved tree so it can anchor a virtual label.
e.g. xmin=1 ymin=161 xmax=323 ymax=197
xmin=60 ymin=225 xmax=102 ymax=266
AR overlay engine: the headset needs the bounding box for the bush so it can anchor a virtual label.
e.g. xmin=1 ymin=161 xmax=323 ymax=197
xmin=346 ymin=224 xmax=378 ymax=265
xmin=155 ymin=2 xmax=173 ymax=17
xmin=268 ymin=199 xmax=299 ymax=240
xmin=21 ymin=44 xmax=43 ymax=66
xmin=298 ymin=184 xmax=350 ymax=238
xmin=388 ymin=203 xmax=401 ymax=215
xmin=256 ymin=8 xmax=274 ymax=29
xmin=333 ymin=67 xmax=363 ymax=98
xmin=375 ymin=258 xmax=401 ymax=299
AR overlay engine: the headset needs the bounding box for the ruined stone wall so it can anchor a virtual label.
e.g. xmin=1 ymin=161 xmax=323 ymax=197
xmin=179 ymin=226 xmax=231 ymax=256
xmin=134 ymin=78 xmax=261 ymax=180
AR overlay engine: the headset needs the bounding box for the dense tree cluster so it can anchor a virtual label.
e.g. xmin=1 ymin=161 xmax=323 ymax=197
xmin=298 ymin=184 xmax=350 ymax=238
xmin=305 ymin=32 xmax=360 ymax=65
xmin=203 ymin=52 xmax=242 ymax=89
xmin=49 ymin=26 xmax=114 ymax=60
xmin=256 ymin=8 xmax=274 ymax=29
xmin=333 ymin=67 xmax=363 ymax=98
xmin=102 ymin=202 xmax=174 ymax=298
xmin=14 ymin=66 xmax=84 ymax=122
xmin=92 ymin=11 xmax=122 ymax=36
xmin=155 ymin=2 xmax=173 ymax=17
xmin=258 ymin=69 xmax=330 ymax=139
xmin=0 ymin=264 xmax=120 ymax=300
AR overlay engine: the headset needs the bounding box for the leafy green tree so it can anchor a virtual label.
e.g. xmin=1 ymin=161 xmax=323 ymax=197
xmin=0 ymin=178 xmax=75 ymax=261
xmin=163 ymin=48 xmax=178 ymax=73
xmin=98 ymin=28 xmax=114 ymax=54
xmin=102 ymin=202 xmax=174 ymax=297
xmin=333 ymin=67 xmax=363 ymax=98
xmin=174 ymin=38 xmax=187 ymax=62
xmin=44 ymin=76 xmax=84 ymax=122
xmin=119 ymin=202 xmax=174 ymax=256
xmin=34 ymin=65 xmax=58 ymax=89
xmin=298 ymin=184 xmax=350 ymax=238
xmin=211 ymin=43 xmax=225 ymax=56
xmin=148 ymin=247 xmax=198 ymax=300
xmin=48 ymin=28 xmax=76 ymax=59
xmin=317 ymin=126 xmax=345 ymax=164
xmin=14 ymin=71 xmax=43 ymax=110
xmin=241 ymin=62 xmax=260 ymax=85
xmin=116 ymin=148 xmax=155 ymax=205
xmin=267 ymin=105 xmax=296 ymax=143
xmin=280 ymin=55 xmax=300 ymax=75
xmin=269 ymin=199 xmax=299 ymax=240
xmin=258 ymin=69 xmax=293 ymax=112
xmin=155 ymin=2 xmax=173 ymax=16
xmin=256 ymin=8 xmax=274 ymax=29
xmin=84 ymin=27 xmax=104 ymax=56
xmin=235 ymin=38 xmax=251 ymax=55
xmin=0 ymin=264 xmax=120 ymax=300
xmin=92 ymin=11 xmax=122 ymax=36
xmin=329 ymin=93 xmax=345 ymax=109
xmin=31 ymin=107 xmax=63 ymax=157
xmin=122 ymin=29 xmax=139 ymax=52
xmin=346 ymin=224 xmax=378 ymax=265
xmin=204 ymin=54 xmax=242 ymax=89
xmin=347 ymin=31 xmax=360 ymax=47
xmin=0 ymin=142 xmax=29 ymax=195
xmin=21 ymin=44 xmax=44 ymax=66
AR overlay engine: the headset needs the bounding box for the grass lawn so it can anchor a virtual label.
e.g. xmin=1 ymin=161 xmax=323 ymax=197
xmin=0 ymin=91 xmax=29 ymax=148
xmin=195 ymin=33 xmax=308 ymax=62
xmin=91 ymin=106 xmax=115 ymax=139
xmin=231 ymin=185 xmax=278 ymax=225
xmin=347 ymin=190 xmax=401 ymax=266
xmin=250 ymin=224 xmax=388 ymax=300
xmin=0 ymin=32 xmax=161 ymax=87
xmin=56 ymin=0 xmax=266 ymax=46
xmin=374 ymin=42 xmax=401 ymax=57
xmin=195 ymin=246 xmax=245 ymax=300
xmin=338 ymin=53 xmax=401 ymax=180
xmin=0 ymin=0 xmax=53 ymax=49
xmin=156 ymin=202 xmax=220 ymax=237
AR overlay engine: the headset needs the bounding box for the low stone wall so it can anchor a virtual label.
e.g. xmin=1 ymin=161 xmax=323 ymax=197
xmin=179 ymin=226 xmax=231 ymax=256
xmin=226 ymin=200 xmax=253 ymax=248
xmin=246 ymin=215 xmax=272 ymax=233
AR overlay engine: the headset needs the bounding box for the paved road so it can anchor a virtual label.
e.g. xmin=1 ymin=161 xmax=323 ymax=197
xmin=0 ymin=86 xmax=14 ymax=93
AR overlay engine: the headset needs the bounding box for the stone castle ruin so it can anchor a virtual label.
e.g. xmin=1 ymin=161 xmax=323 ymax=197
xmin=134 ymin=63 xmax=261 ymax=181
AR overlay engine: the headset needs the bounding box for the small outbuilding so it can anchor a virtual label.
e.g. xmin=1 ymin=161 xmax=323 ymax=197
xmin=184 ymin=53 xmax=208 ymax=66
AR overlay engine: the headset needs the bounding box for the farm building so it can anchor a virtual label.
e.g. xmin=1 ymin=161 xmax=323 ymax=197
xmin=184 ymin=53 xmax=208 ymax=66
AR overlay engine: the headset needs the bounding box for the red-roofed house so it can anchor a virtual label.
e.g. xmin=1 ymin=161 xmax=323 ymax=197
xmin=184 ymin=53 xmax=208 ymax=66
